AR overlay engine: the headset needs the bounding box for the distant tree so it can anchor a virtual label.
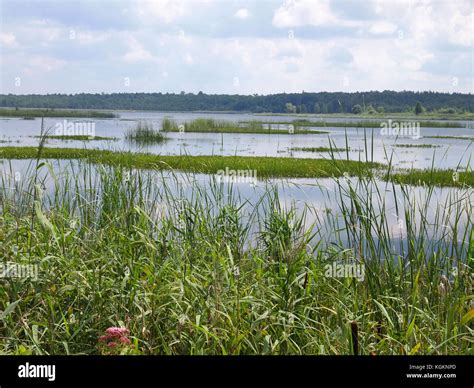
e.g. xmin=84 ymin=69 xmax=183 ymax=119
xmin=415 ymin=101 xmax=424 ymax=115
xmin=1 ymin=91 xmax=472 ymax=114
xmin=351 ymin=104 xmax=363 ymax=114
xmin=366 ymin=104 xmax=377 ymax=114
xmin=299 ymin=104 xmax=307 ymax=113
xmin=285 ymin=102 xmax=297 ymax=113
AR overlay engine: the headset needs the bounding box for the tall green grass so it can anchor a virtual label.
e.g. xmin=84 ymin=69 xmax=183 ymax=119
xmin=162 ymin=118 xmax=328 ymax=134
xmin=125 ymin=121 xmax=167 ymax=145
xmin=0 ymin=142 xmax=472 ymax=355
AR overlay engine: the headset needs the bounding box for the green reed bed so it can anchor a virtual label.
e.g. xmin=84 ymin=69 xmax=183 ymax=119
xmin=1 ymin=146 xmax=472 ymax=187
xmin=0 ymin=147 xmax=381 ymax=179
xmin=125 ymin=121 xmax=167 ymax=145
xmin=162 ymin=118 xmax=329 ymax=134
xmin=35 ymin=135 xmax=117 ymax=141
xmin=385 ymin=169 xmax=474 ymax=188
xmin=245 ymin=119 xmax=465 ymax=128
xmin=0 ymin=154 xmax=472 ymax=355
xmin=392 ymin=144 xmax=441 ymax=148
xmin=290 ymin=147 xmax=349 ymax=152
xmin=0 ymin=108 xmax=116 ymax=118
xmin=424 ymin=136 xmax=474 ymax=141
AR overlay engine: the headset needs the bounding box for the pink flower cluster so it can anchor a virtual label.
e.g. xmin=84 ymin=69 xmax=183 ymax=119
xmin=99 ymin=327 xmax=131 ymax=348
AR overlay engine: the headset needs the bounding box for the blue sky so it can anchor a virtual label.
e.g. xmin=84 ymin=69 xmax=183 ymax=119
xmin=0 ymin=0 xmax=472 ymax=94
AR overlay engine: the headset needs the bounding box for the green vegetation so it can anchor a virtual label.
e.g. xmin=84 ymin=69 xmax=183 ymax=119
xmin=125 ymin=121 xmax=167 ymax=145
xmin=37 ymin=135 xmax=117 ymax=141
xmin=392 ymin=144 xmax=441 ymax=148
xmin=415 ymin=101 xmax=424 ymax=115
xmin=244 ymin=119 xmax=464 ymax=128
xmin=351 ymin=104 xmax=363 ymax=114
xmin=1 ymin=90 xmax=472 ymax=114
xmin=386 ymin=169 xmax=474 ymax=187
xmin=424 ymin=136 xmax=474 ymax=141
xmin=0 ymin=146 xmax=472 ymax=187
xmin=0 ymin=108 xmax=116 ymax=118
xmin=0 ymin=153 xmax=471 ymax=355
xmin=163 ymin=118 xmax=329 ymax=134
xmin=0 ymin=147 xmax=381 ymax=179
xmin=290 ymin=147 xmax=349 ymax=152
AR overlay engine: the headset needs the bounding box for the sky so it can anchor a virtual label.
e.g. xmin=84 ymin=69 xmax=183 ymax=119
xmin=0 ymin=0 xmax=473 ymax=94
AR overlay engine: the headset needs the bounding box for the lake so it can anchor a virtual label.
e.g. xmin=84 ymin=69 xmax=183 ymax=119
xmin=1 ymin=111 xmax=473 ymax=169
xmin=1 ymin=111 xmax=472 ymax=254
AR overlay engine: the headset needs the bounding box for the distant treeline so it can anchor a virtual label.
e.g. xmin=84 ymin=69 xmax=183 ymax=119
xmin=0 ymin=91 xmax=472 ymax=113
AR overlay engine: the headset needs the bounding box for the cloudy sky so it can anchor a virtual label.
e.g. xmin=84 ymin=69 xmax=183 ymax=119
xmin=0 ymin=0 xmax=472 ymax=94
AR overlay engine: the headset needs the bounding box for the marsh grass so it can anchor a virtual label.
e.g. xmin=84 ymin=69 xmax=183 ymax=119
xmin=125 ymin=121 xmax=167 ymax=145
xmin=290 ymin=147 xmax=349 ymax=152
xmin=245 ymin=120 xmax=465 ymax=129
xmin=424 ymin=136 xmax=474 ymax=141
xmin=36 ymin=135 xmax=117 ymax=141
xmin=386 ymin=169 xmax=474 ymax=187
xmin=0 ymin=140 xmax=472 ymax=355
xmin=0 ymin=146 xmax=383 ymax=179
xmin=1 ymin=146 xmax=472 ymax=187
xmin=0 ymin=108 xmax=116 ymax=118
xmin=162 ymin=118 xmax=328 ymax=134
xmin=392 ymin=144 xmax=441 ymax=148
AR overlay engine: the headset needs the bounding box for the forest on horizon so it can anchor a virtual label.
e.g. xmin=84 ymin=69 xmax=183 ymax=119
xmin=1 ymin=90 xmax=472 ymax=114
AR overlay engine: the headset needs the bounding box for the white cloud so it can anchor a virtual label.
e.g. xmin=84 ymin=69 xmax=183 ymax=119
xmin=0 ymin=32 xmax=17 ymax=47
xmin=132 ymin=0 xmax=186 ymax=24
xmin=369 ymin=21 xmax=397 ymax=35
xmin=183 ymin=53 xmax=194 ymax=64
xmin=272 ymin=0 xmax=336 ymax=27
xmin=76 ymin=32 xmax=111 ymax=45
xmin=122 ymin=37 xmax=155 ymax=63
xmin=0 ymin=0 xmax=472 ymax=93
xmin=234 ymin=8 xmax=250 ymax=20
xmin=29 ymin=56 xmax=66 ymax=72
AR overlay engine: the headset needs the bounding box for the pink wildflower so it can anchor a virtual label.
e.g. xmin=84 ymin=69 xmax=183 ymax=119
xmin=119 ymin=336 xmax=131 ymax=345
xmin=105 ymin=327 xmax=129 ymax=338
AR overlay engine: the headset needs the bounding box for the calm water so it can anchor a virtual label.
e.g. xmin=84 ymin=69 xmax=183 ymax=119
xmin=0 ymin=111 xmax=473 ymax=169
xmin=1 ymin=112 xmax=472 ymax=251
xmin=1 ymin=158 xmax=472 ymax=255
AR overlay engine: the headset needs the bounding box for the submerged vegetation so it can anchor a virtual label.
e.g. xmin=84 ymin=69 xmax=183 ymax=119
xmin=392 ymin=144 xmax=441 ymax=149
xmin=244 ymin=119 xmax=465 ymax=128
xmin=424 ymin=136 xmax=474 ymax=141
xmin=0 ymin=147 xmax=381 ymax=179
xmin=0 ymin=152 xmax=472 ymax=355
xmin=0 ymin=146 xmax=472 ymax=187
xmin=37 ymin=135 xmax=117 ymax=141
xmin=290 ymin=147 xmax=349 ymax=153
